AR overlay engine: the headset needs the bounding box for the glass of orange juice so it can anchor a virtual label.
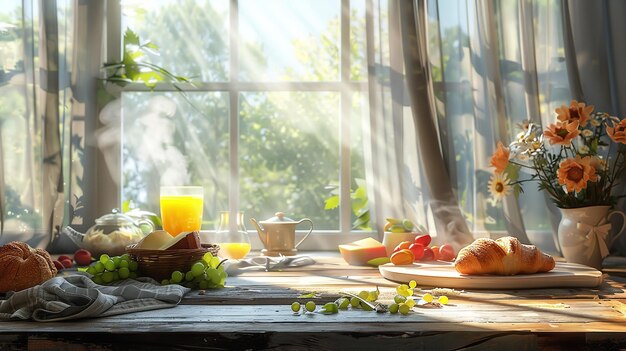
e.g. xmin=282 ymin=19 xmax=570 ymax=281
xmin=160 ymin=186 xmax=204 ymax=236
xmin=215 ymin=211 xmax=251 ymax=259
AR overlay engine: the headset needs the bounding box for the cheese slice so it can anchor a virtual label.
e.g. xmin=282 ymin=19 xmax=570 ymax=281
xmin=135 ymin=230 xmax=172 ymax=250
xmin=338 ymin=237 xmax=388 ymax=266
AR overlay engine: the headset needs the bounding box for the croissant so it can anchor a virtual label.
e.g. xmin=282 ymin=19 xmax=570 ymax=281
xmin=0 ymin=241 xmax=58 ymax=292
xmin=454 ymin=236 xmax=555 ymax=275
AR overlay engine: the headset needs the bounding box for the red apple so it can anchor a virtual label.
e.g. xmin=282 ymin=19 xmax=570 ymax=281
xmin=74 ymin=249 xmax=92 ymax=266
xmin=60 ymin=259 xmax=73 ymax=269
xmin=58 ymin=255 xmax=72 ymax=263
xmin=53 ymin=260 xmax=64 ymax=271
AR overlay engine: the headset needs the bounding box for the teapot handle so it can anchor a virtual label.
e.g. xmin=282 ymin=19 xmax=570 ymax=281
xmin=295 ymin=218 xmax=313 ymax=249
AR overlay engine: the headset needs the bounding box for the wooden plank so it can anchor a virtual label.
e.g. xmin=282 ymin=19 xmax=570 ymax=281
xmin=0 ymin=300 xmax=623 ymax=334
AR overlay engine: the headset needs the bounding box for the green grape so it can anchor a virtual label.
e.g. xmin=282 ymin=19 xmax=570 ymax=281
xmin=409 ymin=280 xmax=417 ymax=289
xmin=99 ymin=254 xmax=110 ymax=264
xmin=360 ymin=302 xmax=374 ymax=311
xmin=92 ymin=274 xmax=103 ymax=285
xmin=388 ymin=303 xmax=399 ymax=314
xmin=398 ymin=303 xmax=410 ymax=315
xmin=291 ymin=302 xmax=301 ymax=313
xmin=350 ymin=297 xmax=360 ymax=308
xmin=218 ymin=271 xmax=227 ymax=286
xmin=209 ymin=256 xmax=221 ymax=269
xmin=118 ymin=267 xmax=130 ymax=279
xmin=422 ymin=293 xmax=433 ymax=303
xmin=394 ymin=295 xmax=407 ymax=304
xmin=322 ymin=302 xmax=338 ymax=314
xmin=357 ymin=291 xmax=369 ymax=300
xmin=120 ymin=253 xmax=130 ymax=261
xmin=305 ymin=301 xmax=316 ymax=312
xmin=128 ymin=260 xmax=138 ymax=272
xmin=112 ymin=256 xmax=122 ymax=268
xmin=102 ymin=271 xmax=114 ymax=284
xmin=198 ymin=280 xmax=209 ymax=290
xmin=86 ymin=266 xmax=96 ymax=275
xmin=185 ymin=271 xmax=194 ymax=282
xmin=119 ymin=260 xmax=129 ymax=269
xmin=171 ymin=271 xmax=184 ymax=283
xmin=94 ymin=261 xmax=105 ymax=273
xmin=202 ymin=252 xmax=214 ymax=263
xmin=129 ymin=272 xmax=138 ymax=279
xmin=405 ymin=298 xmax=416 ymax=308
xmin=206 ymin=268 xmax=220 ymax=284
xmin=161 ymin=279 xmax=170 ymax=285
xmin=194 ymin=272 xmax=208 ymax=283
xmin=112 ymin=271 xmax=120 ymax=282
xmin=335 ymin=297 xmax=350 ymax=309
xmin=104 ymin=260 xmax=116 ymax=272
xmin=191 ymin=262 xmax=205 ymax=277
xmin=366 ymin=291 xmax=379 ymax=302
xmin=438 ymin=295 xmax=449 ymax=305
xmin=216 ymin=264 xmax=225 ymax=273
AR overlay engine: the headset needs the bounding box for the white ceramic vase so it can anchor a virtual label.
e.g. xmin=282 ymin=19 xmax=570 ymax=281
xmin=557 ymin=205 xmax=626 ymax=269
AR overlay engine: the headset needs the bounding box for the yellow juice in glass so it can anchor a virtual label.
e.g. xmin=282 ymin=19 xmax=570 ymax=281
xmin=218 ymin=242 xmax=251 ymax=259
xmin=160 ymin=195 xmax=203 ymax=236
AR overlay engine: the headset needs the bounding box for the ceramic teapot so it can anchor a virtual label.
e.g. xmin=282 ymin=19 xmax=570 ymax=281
xmin=63 ymin=209 xmax=154 ymax=256
xmin=250 ymin=212 xmax=313 ymax=256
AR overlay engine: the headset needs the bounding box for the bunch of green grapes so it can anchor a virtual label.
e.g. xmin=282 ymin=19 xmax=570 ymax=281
xmin=87 ymin=254 xmax=139 ymax=285
xmin=161 ymin=252 xmax=227 ymax=290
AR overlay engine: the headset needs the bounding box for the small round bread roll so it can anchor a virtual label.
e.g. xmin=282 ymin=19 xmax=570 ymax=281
xmin=0 ymin=241 xmax=58 ymax=292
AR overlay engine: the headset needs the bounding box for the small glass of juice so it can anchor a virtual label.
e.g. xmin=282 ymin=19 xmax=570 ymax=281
xmin=160 ymin=186 xmax=204 ymax=236
xmin=215 ymin=211 xmax=251 ymax=259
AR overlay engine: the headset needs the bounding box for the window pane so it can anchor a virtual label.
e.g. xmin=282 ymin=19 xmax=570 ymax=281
xmin=122 ymin=0 xmax=229 ymax=82
xmin=120 ymin=92 xmax=230 ymax=229
xmin=239 ymin=0 xmax=340 ymax=81
xmin=239 ymin=92 xmax=340 ymax=229
xmin=350 ymin=0 xmax=367 ymax=81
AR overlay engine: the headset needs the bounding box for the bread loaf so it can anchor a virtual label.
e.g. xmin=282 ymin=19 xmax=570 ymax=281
xmin=0 ymin=241 xmax=57 ymax=292
xmin=454 ymin=237 xmax=555 ymax=275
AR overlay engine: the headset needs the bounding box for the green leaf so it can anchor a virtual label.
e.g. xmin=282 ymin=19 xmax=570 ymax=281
xmin=324 ymin=195 xmax=339 ymax=210
xmin=124 ymin=28 xmax=140 ymax=47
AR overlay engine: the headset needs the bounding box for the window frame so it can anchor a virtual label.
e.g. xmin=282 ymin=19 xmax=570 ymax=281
xmin=102 ymin=0 xmax=378 ymax=248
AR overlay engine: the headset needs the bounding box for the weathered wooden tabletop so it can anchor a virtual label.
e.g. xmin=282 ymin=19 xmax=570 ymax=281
xmin=2 ymin=253 xmax=626 ymax=350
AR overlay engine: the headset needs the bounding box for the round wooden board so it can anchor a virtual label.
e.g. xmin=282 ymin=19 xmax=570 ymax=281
xmin=379 ymin=261 xmax=603 ymax=289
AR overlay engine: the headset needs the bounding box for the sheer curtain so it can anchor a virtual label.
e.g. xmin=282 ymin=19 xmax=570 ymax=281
xmin=376 ymin=0 xmax=625 ymax=254
xmin=0 ymin=0 xmax=101 ymax=251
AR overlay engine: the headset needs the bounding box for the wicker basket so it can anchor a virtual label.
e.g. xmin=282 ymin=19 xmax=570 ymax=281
xmin=126 ymin=243 xmax=220 ymax=281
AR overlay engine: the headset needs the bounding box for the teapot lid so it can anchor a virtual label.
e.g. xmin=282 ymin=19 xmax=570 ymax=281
xmin=95 ymin=209 xmax=136 ymax=226
xmin=260 ymin=212 xmax=296 ymax=224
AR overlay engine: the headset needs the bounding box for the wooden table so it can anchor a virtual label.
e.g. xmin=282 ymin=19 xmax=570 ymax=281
xmin=2 ymin=253 xmax=626 ymax=350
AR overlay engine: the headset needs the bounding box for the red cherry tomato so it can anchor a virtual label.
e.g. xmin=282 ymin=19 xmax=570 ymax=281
xmin=393 ymin=240 xmax=412 ymax=254
xmin=421 ymin=247 xmax=435 ymax=261
xmin=439 ymin=244 xmax=456 ymax=261
xmin=60 ymin=259 xmax=73 ymax=269
xmin=58 ymin=255 xmax=72 ymax=263
xmin=408 ymin=243 xmax=424 ymax=261
xmin=414 ymin=234 xmax=431 ymax=247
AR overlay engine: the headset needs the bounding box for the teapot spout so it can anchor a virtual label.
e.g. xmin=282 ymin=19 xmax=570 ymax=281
xmin=61 ymin=226 xmax=86 ymax=247
xmin=250 ymin=218 xmax=267 ymax=247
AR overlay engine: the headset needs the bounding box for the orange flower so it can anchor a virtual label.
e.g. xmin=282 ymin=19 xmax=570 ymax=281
xmin=555 ymin=100 xmax=594 ymax=127
xmin=543 ymin=120 xmax=580 ymax=145
xmin=557 ymin=156 xmax=598 ymax=193
xmin=606 ymin=118 xmax=626 ymax=144
xmin=490 ymin=141 xmax=510 ymax=173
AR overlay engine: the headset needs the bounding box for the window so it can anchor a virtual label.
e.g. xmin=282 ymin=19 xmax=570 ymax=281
xmin=114 ymin=0 xmax=374 ymax=245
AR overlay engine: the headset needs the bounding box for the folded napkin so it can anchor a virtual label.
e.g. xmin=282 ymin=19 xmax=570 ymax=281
xmin=225 ymin=255 xmax=316 ymax=276
xmin=0 ymin=275 xmax=190 ymax=322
